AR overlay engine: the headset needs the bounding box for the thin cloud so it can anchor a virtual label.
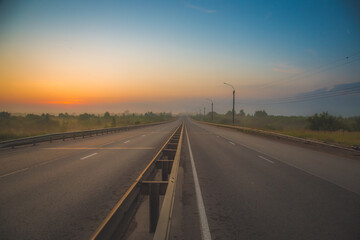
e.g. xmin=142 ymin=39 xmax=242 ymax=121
xmin=272 ymin=63 xmax=302 ymax=74
xmin=186 ymin=3 xmax=216 ymax=13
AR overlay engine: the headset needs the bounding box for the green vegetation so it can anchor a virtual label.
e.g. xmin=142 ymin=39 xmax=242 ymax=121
xmin=193 ymin=110 xmax=360 ymax=147
xmin=0 ymin=111 xmax=173 ymax=142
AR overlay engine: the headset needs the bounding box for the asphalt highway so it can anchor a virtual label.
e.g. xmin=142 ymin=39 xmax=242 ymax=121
xmin=0 ymin=120 xmax=180 ymax=240
xmin=171 ymin=118 xmax=360 ymax=240
xmin=1 ymin=117 xmax=359 ymax=240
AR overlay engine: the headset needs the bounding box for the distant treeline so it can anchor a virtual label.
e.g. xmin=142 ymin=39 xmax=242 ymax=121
xmin=0 ymin=111 xmax=173 ymax=141
xmin=194 ymin=110 xmax=360 ymax=132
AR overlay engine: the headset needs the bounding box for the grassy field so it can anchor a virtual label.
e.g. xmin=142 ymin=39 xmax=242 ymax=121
xmin=193 ymin=112 xmax=360 ymax=147
xmin=0 ymin=112 xmax=174 ymax=142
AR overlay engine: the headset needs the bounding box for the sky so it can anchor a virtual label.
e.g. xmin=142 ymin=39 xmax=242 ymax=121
xmin=0 ymin=0 xmax=359 ymax=116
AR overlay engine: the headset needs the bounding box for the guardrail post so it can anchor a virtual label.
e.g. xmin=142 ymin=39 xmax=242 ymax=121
xmin=63 ymin=135 xmax=65 ymax=141
xmin=50 ymin=137 xmax=52 ymax=143
xmin=33 ymin=140 xmax=36 ymax=146
xmin=149 ymin=183 xmax=160 ymax=233
xmin=82 ymin=133 xmax=85 ymax=138
xmin=162 ymin=161 xmax=169 ymax=181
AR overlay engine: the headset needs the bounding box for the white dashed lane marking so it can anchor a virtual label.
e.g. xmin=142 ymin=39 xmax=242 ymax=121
xmin=80 ymin=153 xmax=98 ymax=160
xmin=258 ymin=155 xmax=274 ymax=164
xmin=0 ymin=168 xmax=29 ymax=179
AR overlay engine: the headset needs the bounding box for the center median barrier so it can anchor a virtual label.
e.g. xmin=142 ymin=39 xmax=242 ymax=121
xmin=194 ymin=119 xmax=360 ymax=155
xmin=0 ymin=119 xmax=176 ymax=149
xmin=91 ymin=122 xmax=184 ymax=240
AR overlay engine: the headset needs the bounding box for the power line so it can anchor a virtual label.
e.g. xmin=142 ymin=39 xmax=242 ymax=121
xmin=256 ymin=84 xmax=360 ymax=102
xmin=252 ymin=51 xmax=360 ymax=89
xmin=240 ymin=85 xmax=360 ymax=105
xmin=278 ymin=57 xmax=360 ymax=87
xmin=237 ymin=51 xmax=360 ymax=106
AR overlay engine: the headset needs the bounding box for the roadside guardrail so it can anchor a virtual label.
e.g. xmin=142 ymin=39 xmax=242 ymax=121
xmin=0 ymin=121 xmax=172 ymax=149
xmin=195 ymin=120 xmax=360 ymax=154
xmin=91 ymin=122 xmax=184 ymax=240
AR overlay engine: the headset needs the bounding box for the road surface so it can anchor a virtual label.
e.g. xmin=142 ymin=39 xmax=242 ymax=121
xmin=2 ymin=117 xmax=360 ymax=240
xmin=0 ymin=120 xmax=180 ymax=240
xmin=171 ymin=118 xmax=360 ymax=240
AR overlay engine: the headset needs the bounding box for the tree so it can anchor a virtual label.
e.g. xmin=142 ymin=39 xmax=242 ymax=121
xmin=58 ymin=113 xmax=70 ymax=118
xmin=79 ymin=113 xmax=94 ymax=121
xmin=104 ymin=112 xmax=111 ymax=118
xmin=239 ymin=109 xmax=245 ymax=117
xmin=0 ymin=111 xmax=11 ymax=120
xmin=254 ymin=110 xmax=268 ymax=118
xmin=225 ymin=110 xmax=233 ymax=116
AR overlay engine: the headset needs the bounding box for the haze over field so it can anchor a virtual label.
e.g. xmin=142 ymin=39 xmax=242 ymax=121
xmin=0 ymin=0 xmax=359 ymax=115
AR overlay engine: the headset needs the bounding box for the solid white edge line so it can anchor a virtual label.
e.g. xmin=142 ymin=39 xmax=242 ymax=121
xmin=80 ymin=152 xmax=98 ymax=160
xmin=229 ymin=141 xmax=235 ymax=145
xmin=258 ymin=155 xmax=274 ymax=164
xmin=185 ymin=125 xmax=212 ymax=240
xmin=124 ymin=140 xmax=131 ymax=143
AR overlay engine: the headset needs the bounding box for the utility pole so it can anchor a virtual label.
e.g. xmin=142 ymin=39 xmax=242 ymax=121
xmin=224 ymin=82 xmax=235 ymax=125
xmin=206 ymin=98 xmax=213 ymax=121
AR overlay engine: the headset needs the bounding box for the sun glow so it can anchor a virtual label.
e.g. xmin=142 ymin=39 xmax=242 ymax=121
xmin=43 ymin=100 xmax=83 ymax=105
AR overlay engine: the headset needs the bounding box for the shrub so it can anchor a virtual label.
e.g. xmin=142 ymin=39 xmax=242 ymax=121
xmin=307 ymin=112 xmax=341 ymax=131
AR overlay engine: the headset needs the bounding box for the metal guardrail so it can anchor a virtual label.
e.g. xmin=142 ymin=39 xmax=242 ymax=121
xmin=0 ymin=121 xmax=171 ymax=149
xmin=153 ymin=122 xmax=183 ymax=240
xmin=91 ymin=122 xmax=184 ymax=240
xmin=195 ymin=120 xmax=360 ymax=153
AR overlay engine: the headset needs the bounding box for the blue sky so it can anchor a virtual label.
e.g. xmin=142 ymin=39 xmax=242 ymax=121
xmin=0 ymin=0 xmax=359 ymax=115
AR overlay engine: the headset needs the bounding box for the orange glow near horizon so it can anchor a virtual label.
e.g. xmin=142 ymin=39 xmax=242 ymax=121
xmin=0 ymin=33 xmax=302 ymax=110
xmin=43 ymin=100 xmax=83 ymax=105
xmin=0 ymin=53 xmax=253 ymax=106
